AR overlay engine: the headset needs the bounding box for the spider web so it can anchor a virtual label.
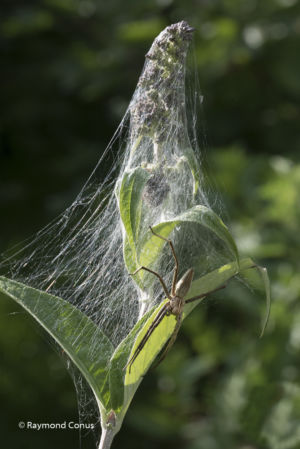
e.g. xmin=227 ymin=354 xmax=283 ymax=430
xmin=0 ymin=21 xmax=232 ymax=444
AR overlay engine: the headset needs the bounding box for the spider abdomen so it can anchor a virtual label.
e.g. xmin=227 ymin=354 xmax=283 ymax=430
xmin=174 ymin=268 xmax=194 ymax=298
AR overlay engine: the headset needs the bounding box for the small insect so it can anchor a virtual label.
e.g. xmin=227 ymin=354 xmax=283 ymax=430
xmin=126 ymin=227 xmax=226 ymax=372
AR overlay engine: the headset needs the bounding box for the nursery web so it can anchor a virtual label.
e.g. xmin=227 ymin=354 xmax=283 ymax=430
xmin=1 ymin=21 xmax=232 ymax=418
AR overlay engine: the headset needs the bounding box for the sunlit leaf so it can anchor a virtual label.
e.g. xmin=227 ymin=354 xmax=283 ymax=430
xmin=108 ymin=307 xmax=155 ymax=413
xmin=0 ymin=276 xmax=114 ymax=410
xmin=139 ymin=205 xmax=239 ymax=272
xmin=124 ymin=258 xmax=259 ymax=385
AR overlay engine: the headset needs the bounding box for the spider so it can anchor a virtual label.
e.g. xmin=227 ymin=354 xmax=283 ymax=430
xmin=126 ymin=227 xmax=226 ymax=372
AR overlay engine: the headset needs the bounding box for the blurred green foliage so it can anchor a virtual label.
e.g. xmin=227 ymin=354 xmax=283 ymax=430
xmin=1 ymin=0 xmax=300 ymax=448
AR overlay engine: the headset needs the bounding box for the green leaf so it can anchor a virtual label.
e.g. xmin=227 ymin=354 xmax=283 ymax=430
xmin=124 ymin=258 xmax=270 ymax=383
xmin=124 ymin=259 xmax=240 ymax=383
xmin=0 ymin=276 xmax=114 ymax=410
xmin=139 ymin=205 xmax=239 ymax=271
xmin=124 ymin=299 xmax=176 ymax=384
xmin=108 ymin=307 xmax=155 ymax=413
xmin=123 ymin=236 xmax=144 ymax=290
xmin=118 ymin=167 xmax=150 ymax=253
xmin=183 ymin=257 xmax=255 ymax=317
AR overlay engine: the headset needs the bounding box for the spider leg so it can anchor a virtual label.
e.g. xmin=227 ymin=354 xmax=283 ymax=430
xmin=149 ymin=226 xmax=179 ymax=296
xmin=125 ymin=304 xmax=169 ymax=373
xmin=131 ymin=266 xmax=171 ymax=299
xmin=185 ymin=284 xmax=227 ymax=304
xmin=152 ymin=311 xmax=183 ymax=369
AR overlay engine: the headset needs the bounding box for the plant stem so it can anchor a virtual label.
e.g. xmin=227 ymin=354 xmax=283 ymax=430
xmin=98 ymin=427 xmax=115 ymax=449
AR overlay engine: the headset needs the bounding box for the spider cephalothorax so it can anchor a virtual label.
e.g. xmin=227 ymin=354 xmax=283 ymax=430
xmin=125 ymin=227 xmax=225 ymax=372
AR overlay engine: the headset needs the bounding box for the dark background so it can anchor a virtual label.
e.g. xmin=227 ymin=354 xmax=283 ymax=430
xmin=1 ymin=0 xmax=300 ymax=448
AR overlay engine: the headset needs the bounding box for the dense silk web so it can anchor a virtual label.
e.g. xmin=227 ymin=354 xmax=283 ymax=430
xmin=0 ymin=22 xmax=233 ymax=438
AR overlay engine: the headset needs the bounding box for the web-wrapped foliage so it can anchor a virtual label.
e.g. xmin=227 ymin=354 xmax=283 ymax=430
xmin=1 ymin=22 xmax=234 ymax=348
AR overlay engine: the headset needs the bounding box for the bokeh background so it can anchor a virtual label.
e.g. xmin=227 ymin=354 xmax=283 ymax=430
xmin=1 ymin=1 xmax=300 ymax=448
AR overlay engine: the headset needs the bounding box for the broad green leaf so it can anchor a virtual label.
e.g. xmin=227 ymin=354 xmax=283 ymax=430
xmin=108 ymin=306 xmax=155 ymax=413
xmin=0 ymin=276 xmax=114 ymax=410
xmin=183 ymin=257 xmax=255 ymax=317
xmin=124 ymin=299 xmax=176 ymax=385
xmin=123 ymin=235 xmax=144 ymax=290
xmin=124 ymin=259 xmax=241 ymax=384
xmin=124 ymin=258 xmax=269 ymax=384
xmin=123 ymin=235 xmax=136 ymax=274
xmin=139 ymin=205 xmax=239 ymax=271
xmin=118 ymin=167 xmax=150 ymax=252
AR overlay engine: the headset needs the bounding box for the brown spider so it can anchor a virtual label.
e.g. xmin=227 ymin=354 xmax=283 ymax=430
xmin=126 ymin=227 xmax=226 ymax=372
